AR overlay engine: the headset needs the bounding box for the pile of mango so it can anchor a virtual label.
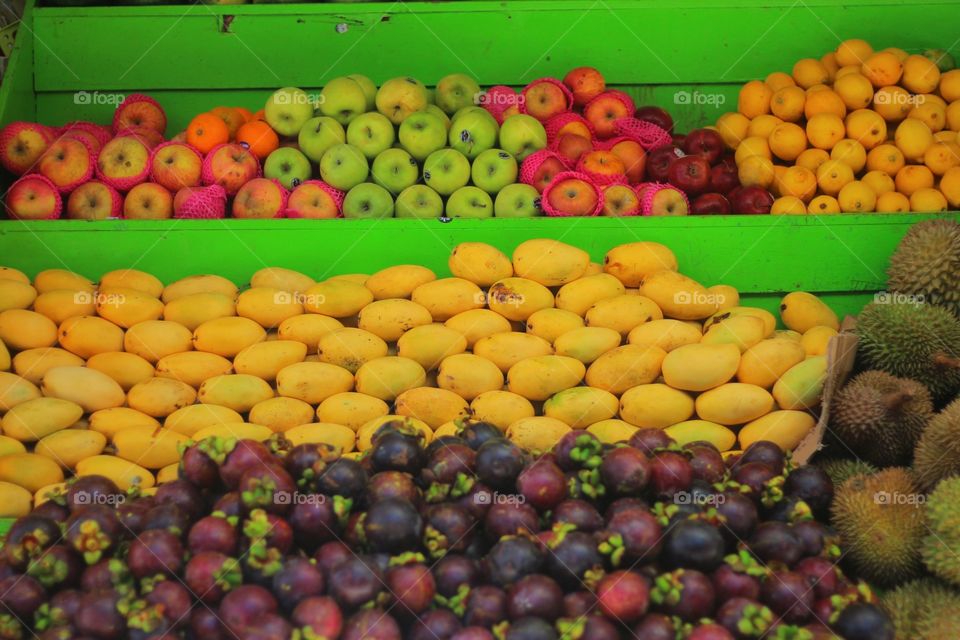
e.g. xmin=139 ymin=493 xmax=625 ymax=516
xmin=0 ymin=239 xmax=839 ymax=516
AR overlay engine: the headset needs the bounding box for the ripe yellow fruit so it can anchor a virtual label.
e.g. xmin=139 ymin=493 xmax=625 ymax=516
xmin=356 ymin=415 xmax=432 ymax=451
xmin=923 ymin=141 xmax=960 ymax=175
xmin=555 ymin=273 xmax=625 ymax=316
xmin=511 ymin=239 xmax=590 ymax=287
xmin=41 ymin=366 xmax=124 ymax=412
xmin=301 ymin=279 xmax=374 ymax=317
xmin=193 ymin=316 xmax=266 ymax=358
xmin=162 ymin=274 xmax=237 ymax=303
xmin=0 ymin=309 xmax=57 ymax=351
xmin=801 ymin=326 xmax=838 ymax=357
xmin=315 ymin=329 xmax=387 ymax=374
xmin=0 ymin=482 xmax=33 ymax=517
xmin=86 ymin=351 xmax=154 ymax=391
xmin=768 ymin=123 xmax=807 ymax=161
xmin=778 ymin=167 xmax=817 ymax=202
xmin=807 ymin=195 xmax=841 ymax=214
xmin=397 ymin=324 xmax=467 ymax=371
xmin=75 ymin=455 xmax=153 ymax=491
xmin=316 ymin=392 xmax=389 ymax=432
xmin=358 ymin=298 xmax=433 ymax=342
xmin=278 ymin=313 xmax=342 ymax=349
xmin=739 ymin=410 xmax=816 ymax=452
xmin=619 ymin=383 xmax=694 ymax=429
xmin=861 ymin=170 xmax=896 ymax=196
xmin=554 ymin=326 xmax=621 ymax=364
xmin=0 ymin=453 xmax=64 ymax=493
xmin=910 ymin=187 xmax=948 ymax=212
xmin=448 ymin=242 xmax=513 ymax=287
xmin=1 ymin=397 xmax=82 ymax=441
xmin=395 ymin=387 xmax=469 ymax=429
xmin=487 ymin=277 xmax=554 ymax=321
xmin=716 ymin=112 xmax=750 ymax=148
xmin=34 ymin=269 xmax=93 ymax=294
xmin=124 ymin=320 xmax=193 ymax=363
xmin=509 ymin=355 xmax=586 ymax=401
xmin=895 ymin=118 xmax=933 ymax=162
xmin=804 ymin=88 xmax=846 ymax=120
xmin=155 ymin=351 xmax=232 ymax=388
xmin=872 ymin=86 xmax=912 ymax=121
xmin=193 ymin=422 xmax=272 ymax=442
xmin=780 ymin=291 xmax=840 ymax=332
xmin=895 ymin=165 xmax=935 ymax=196
xmin=628 ymin=319 xmax=702 ymax=352
xmin=603 ymin=242 xmax=677 ymax=288
xmin=365 ymin=265 xmax=436 ymax=300
xmin=816 ymin=159 xmax=855 ymax=195
xmin=865 ymin=143 xmax=905 ymax=175
xmin=32 ymin=289 xmax=95 ymax=324
xmin=584 ymin=344 xmax=666 ymax=395
xmin=792 ymin=58 xmax=830 ymax=89
xmin=795 ymin=148 xmax=830 ymax=173
xmin=665 ymin=421 xmax=737 ymax=451
xmin=844 ymin=109 xmax=886 ymax=150
xmin=544 ymin=386 xmax=619 ymax=429
xmin=470 ymin=390 xmax=535 ymax=432
xmin=772 ymin=356 xmax=827 ymax=410
xmin=833 ymin=73 xmax=874 ymax=110
xmin=236 ymin=287 xmax=303 ymax=328
xmin=411 ymin=277 xmax=484 ymax=321
xmin=861 ymin=51 xmax=903 ymax=87
xmin=475 ymin=332 xmax=553 ymax=372
xmin=127 ymin=377 xmax=198 ymax=418
xmin=113 ymin=427 xmax=189 ymax=470
xmin=909 ymin=100 xmax=947 ymax=133
xmin=12 ymin=348 xmax=83 ymax=385
xmin=0 ymin=371 xmax=40 ymax=412
xmin=640 ymin=270 xmax=716 ymax=321
xmin=444 ymin=309 xmax=512 ymax=348
xmin=285 ymin=423 xmax=356 ymax=452
xmin=821 ymin=52 xmax=840 ymax=80
xmin=327 ymin=274 xmax=369 ymax=285
xmin=940 ymin=70 xmax=960 ymax=102
xmin=701 ymin=315 xmax=766 ymax=352
xmin=275 ymin=361 xmax=354 ymax=404
xmin=199 ymin=373 xmax=275 ymax=412
xmin=163 ymin=292 xmax=236 ymax=332
xmin=248 ymin=267 xmax=313 ymax=295
xmin=695 ymin=383 xmax=774 ymax=425
xmin=875 ymin=191 xmax=911 ymax=213
xmin=883 ymin=47 xmax=909 ymax=62
xmin=941 ymin=166 xmax=960 ymax=208
xmin=661 ymin=343 xmax=741 ymax=392
xmin=585 ymin=294 xmax=663 ymax=336
xmin=737 ymin=338 xmax=807 ymax=388
xmin=587 ymin=420 xmax=638 ymax=445
xmin=738 ymin=80 xmax=774 ymax=118
xmin=806 ymin=113 xmax=845 ymax=150
xmin=704 ymin=307 xmax=776 ymax=337
xmin=506 ymin=417 xmax=571 ymax=453
xmin=163 ymin=404 xmax=242 ymax=437
xmin=766 ymin=71 xmax=797 ymax=91
xmin=355 ymin=356 xmax=426 ymax=402
xmin=901 ymin=54 xmax=940 ymax=94
xmin=836 ymin=39 xmax=873 ymax=66
xmin=770 ymin=196 xmax=806 ymax=215
xmin=770 ymin=86 xmax=806 ymax=122
xmin=90 ymin=407 xmax=160 ymax=439
xmin=837 ymin=180 xmax=877 ymax=212
xmin=0 ymin=280 xmax=37 ymax=313
xmin=0 ymin=267 xmax=27 ymax=284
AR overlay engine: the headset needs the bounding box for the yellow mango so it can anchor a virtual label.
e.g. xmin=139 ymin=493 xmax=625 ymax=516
xmin=317 ymin=392 xmax=390 ymax=431
xmin=301 ymin=279 xmax=373 ymax=318
xmin=162 ymin=274 xmax=238 ymax=303
xmin=709 ymin=284 xmax=740 ymax=312
xmin=34 ymin=482 xmax=68 ymax=507
xmin=411 ymin=278 xmax=484 ymax=321
xmin=278 ymin=313 xmax=343 ymax=350
xmin=587 ymin=419 xmax=639 ymax=444
xmin=0 ymin=338 xmax=8 ymax=371
xmin=396 ymin=387 xmax=470 ymax=428
xmin=124 ymin=320 xmax=194 ymax=363
xmin=127 ymin=377 xmax=198 ymax=418
xmin=199 ymin=373 xmax=275 ymax=412
xmin=487 ymin=277 xmax=555 ymax=321
xmin=554 ymin=327 xmax=621 ymax=364
xmin=113 ymin=427 xmax=189 ymax=469
xmin=0 ymin=267 xmax=28 ymax=284
xmin=356 ymin=414 xmax=432 ymax=451
xmin=665 ymin=420 xmax=737 ymax=451
xmin=512 ymin=239 xmax=590 ymax=286
xmin=163 ymin=404 xmax=243 ymax=437
xmin=156 ymin=351 xmax=233 ymax=388
xmin=586 ymin=295 xmax=663 ymax=336
xmin=58 ymin=315 xmax=125 ymax=358
xmin=801 ymin=326 xmax=838 ymax=356
xmin=639 ymin=271 xmax=717 ymax=321
xmin=739 ymin=410 xmax=816 ymax=452
xmin=475 ymin=332 xmax=554 ymax=373
xmin=449 ymin=242 xmax=513 ymax=287
xmin=397 ymin=324 xmax=468 ymax=371
xmin=365 ymin=265 xmax=436 ymax=300
xmin=774 ymin=329 xmax=803 ymax=342
xmin=34 ymin=269 xmax=94 ymax=294
xmin=0 ymin=481 xmax=33 ymax=517
xmin=90 ymin=407 xmax=160 ymax=439
xmin=695 ymin=383 xmax=774 ymax=425
xmin=701 ymin=315 xmax=766 ymax=352
xmin=736 ymin=339 xmax=807 ymax=388
xmin=12 ymin=348 xmax=84 ymax=385
xmin=628 ymin=319 xmax=703 ymax=353
xmin=544 ymin=386 xmax=619 ymax=429
xmin=33 ymin=289 xmax=96 ymax=324
xmin=94 ymin=287 xmax=163 ymax=328
xmin=661 ymin=343 xmax=741 ymax=392
xmin=234 ymin=339 xmax=309 ymax=380
xmin=42 ymin=366 xmax=125 ymax=412
xmin=508 ymin=355 xmax=586 ymax=401
xmin=327 ymin=274 xmax=369 ymax=285
xmin=525 ymin=308 xmax=585 ymax=343
xmin=250 ymin=397 xmax=315 ymax=433
xmin=35 ymin=429 xmax=107 ymax=468
xmin=237 ymin=287 xmax=304 ymax=328
xmin=780 ymin=292 xmax=840 ymax=333
xmin=317 ymin=328 xmax=388 ymax=374
xmin=192 ymin=422 xmax=272 ymax=442
xmin=86 ymin=351 xmax=155 ymax=391
xmin=0 ymin=280 xmax=37 ymax=312
xmin=469 ymin=390 xmax=535 ymax=432
xmin=75 ymin=455 xmax=154 ymax=491
xmin=250 ymin=267 xmax=315 ymax=294
xmin=0 ymin=453 xmax=64 ymax=492
xmin=193 ymin=316 xmax=266 ymax=357
xmin=355 ymin=356 xmax=426 ymax=401
xmin=358 ymin=298 xmax=433 ymax=342
xmin=585 ymin=345 xmax=666 ymax=395
xmin=163 ymin=292 xmax=237 ymax=331
xmin=285 ymin=422 xmax=356 ymax=451
xmin=507 ymin=416 xmax=572 ymax=452
xmin=100 ymin=269 xmax=163 ymax=297
xmin=438 ymin=353 xmax=504 ymax=401
xmin=0 ymin=309 xmax=57 ymax=350
xmin=620 ymin=383 xmax=695 ymax=428
xmin=0 ymin=435 xmax=26 ymax=457
xmin=445 ymin=309 xmax=512 ymax=348
xmin=704 ymin=307 xmax=777 ymax=338
xmin=555 ymin=273 xmax=626 ymax=316
xmin=156 ymin=463 xmax=180 ymax=484
xmin=0 ymin=371 xmax=41 ymax=411
xmin=276 ymin=361 xmax=355 ymax=404
xmin=604 ymin=241 xmax=678 ymax=287
xmin=433 ymin=422 xmax=459 ymax=438
xmin=772 ymin=356 xmax=827 ymax=410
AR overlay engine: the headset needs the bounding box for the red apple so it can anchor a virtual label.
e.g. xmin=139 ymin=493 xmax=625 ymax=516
xmin=602 ymin=184 xmax=640 ymax=216
xmin=584 ymin=92 xmax=632 ymax=139
xmin=709 ymin=163 xmax=740 ymax=196
xmin=563 ymin=67 xmax=606 ymax=107
xmin=578 ymin=150 xmax=626 ymax=181
xmin=117 ymin=126 xmax=165 ymax=150
xmin=672 ymin=134 xmax=686 ymax=147
xmin=151 ymin=142 xmax=203 ymax=192
xmin=529 ymin=155 xmax=568 ymax=194
xmin=634 ymin=105 xmax=674 ymax=133
xmin=646 ymin=145 xmax=684 ymax=183
xmin=690 ymin=192 xmax=731 ymax=215
xmin=66 ymin=181 xmax=123 ymax=219
xmin=201 ymin=143 xmax=260 ymax=196
xmin=286 ymin=181 xmax=342 ymax=219
xmin=682 ymin=128 xmax=725 ymax=165
xmin=113 ymin=94 xmax=167 ymax=136
xmin=124 ymin=183 xmax=173 ymax=219
xmin=39 ymin=138 xmax=96 ymax=193
xmin=667 ymin=155 xmax=711 ymax=195
xmin=0 ymin=122 xmax=54 ymax=176
xmin=555 ymin=134 xmax=593 ymax=165
xmin=521 ymin=79 xmax=570 ymax=122
xmin=546 ymin=177 xmax=599 ymax=216
xmin=233 ymin=178 xmax=288 ymax=219
xmin=60 ymin=129 xmax=104 ymax=157
xmin=730 ymin=186 xmax=774 ymax=214
xmin=96 ymin=135 xmax=151 ymax=191
xmin=609 ymin=139 xmax=646 ymax=184
xmin=4 ymin=175 xmax=62 ymax=219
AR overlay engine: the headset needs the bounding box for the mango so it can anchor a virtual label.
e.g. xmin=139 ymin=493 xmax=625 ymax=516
xmin=585 ymin=345 xmax=666 ymax=395
xmin=12 ymin=348 xmax=84 ymax=385
xmin=249 ymin=397 xmax=314 ymax=433
xmin=199 ymin=373 xmax=275 ymax=412
xmin=250 ymin=267 xmax=315 ymax=294
xmin=285 ymin=422 xmax=356 ymax=451
xmin=317 ymin=392 xmax=390 ymax=432
xmin=235 ymin=339 xmax=309 ymax=380
xmin=301 ymin=279 xmax=373 ymax=318
xmin=639 ymin=271 xmax=717 ymax=321
xmin=156 ymin=351 xmax=233 ymax=388
xmin=58 ymin=315 xmax=125 ymax=358
xmin=163 ymin=404 xmax=243 ymax=437
xmin=193 ymin=316 xmax=266 ymax=357
xmin=35 ymin=429 xmax=107 ymax=468
xmin=396 ymin=387 xmax=470 ymax=428
xmin=469 ymin=390 xmax=535 ymax=432
xmin=42 ymin=366 xmax=125 ymax=412
xmin=397 ymin=324 xmax=467 ymax=371
xmin=95 ymin=287 xmax=164 ymax=328
xmin=800 ymin=326 xmax=838 ymax=356
xmin=237 ymin=286 xmax=304 ymax=328
xmin=508 ymin=355 xmax=586 ymax=401
xmin=192 ymin=422 xmax=272 ymax=443
xmin=701 ymin=315 xmax=766 ymax=352
xmin=474 ymin=332 xmax=554 ymax=372
xmin=587 ymin=419 xmax=639 ymax=444
xmin=0 ymin=309 xmax=58 ymax=350
xmin=124 ymin=320 xmax=194 ymax=363
xmin=704 ymin=307 xmax=776 ymax=338
xmin=438 ymin=353 xmax=504 ymax=401
xmin=411 ymin=277 xmax=484 ymax=321
xmin=487 ymin=277 xmax=554 ymax=321
xmin=356 ymin=415 xmax=432 ymax=451
xmin=554 ymin=327 xmax=621 ymax=364
xmin=113 ymin=427 xmax=189 ymax=469
xmin=316 ymin=329 xmax=388 ymax=373
xmin=0 ymin=372 xmax=41 ymax=411
xmin=780 ymin=292 xmax=840 ymax=333
xmin=127 ymin=377 xmax=198 ymax=417
xmin=448 ymin=242 xmax=513 ymax=287
xmin=278 ymin=313 xmax=343 ymax=349
xmin=772 ymin=356 xmax=827 ymax=410
xmin=0 ymin=338 xmax=8 ymax=371
xmin=34 ymin=269 xmax=94 ymax=294
xmin=156 ymin=463 xmax=180 ymax=484
xmin=525 ymin=308 xmax=585 ymax=343
xmin=358 ymin=298 xmax=433 ymax=342
xmin=628 ymin=319 xmax=703 ymax=353
xmin=0 ymin=453 xmax=64 ymax=492
xmin=327 ymin=274 xmax=369 ymax=285
xmin=444 ymin=309 xmax=512 ymax=348
xmin=87 ymin=352 xmax=155 ymax=391
xmin=512 ymin=239 xmax=590 ymax=286
xmin=0 ymin=481 xmax=32 ymax=517
xmin=91 ymin=407 xmax=161 ymax=439
xmin=665 ymin=420 xmax=737 ymax=451
xmin=661 ymin=343 xmax=741 ymax=392
xmin=506 ymin=416 xmax=572 ymax=452
xmin=775 ymin=329 xmax=803 ymax=342
xmin=0 ymin=280 xmax=37 ymax=312
xmin=100 ymin=268 xmax=164 ymax=297
xmin=433 ymin=422 xmax=459 ymax=439
xmin=75 ymin=455 xmax=154 ymax=491
xmin=355 ymin=356 xmax=426 ymax=401
xmin=0 ymin=436 xmax=26 ymax=457
xmin=34 ymin=482 xmax=68 ymax=507
xmin=586 ymin=295 xmax=663 ymax=336
xmin=162 ymin=274 xmax=238 ymax=303
xmin=33 ymin=289 xmax=96 ymax=324
xmin=709 ymin=284 xmax=740 ymax=312
xmin=276 ymin=361 xmax=354 ymax=404
xmin=604 ymin=241 xmax=678 ymax=287
xmin=739 ymin=410 xmax=816 ymax=451
xmin=736 ymin=339 xmax=807 ymax=388
xmin=544 ymin=386 xmax=619 ymax=429
xmin=695 ymin=383 xmax=774 ymax=425
xmin=555 ymin=273 xmax=626 ymax=316
xmin=365 ymin=265 xmax=436 ymax=300
xmin=164 ymin=292 xmax=237 ymax=331
xmin=620 ymin=383 xmax=695 ymax=429
xmin=0 ymin=267 xmax=28 ymax=283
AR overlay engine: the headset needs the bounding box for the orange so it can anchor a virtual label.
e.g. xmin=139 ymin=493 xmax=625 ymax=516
xmin=947 ymin=100 xmax=960 ymax=131
xmin=837 ymin=180 xmax=877 ymax=213
xmin=908 ymin=101 xmax=946 ymax=133
xmin=894 ymin=118 xmax=933 ymax=162
xmin=770 ymin=165 xmax=787 ymax=197
xmin=941 ymin=70 xmax=960 ymax=103
xmin=770 ymin=86 xmax=806 ymax=122
xmin=845 ymin=109 xmax=887 ymax=150
xmin=861 ymin=170 xmax=896 ymax=195
xmin=821 ymin=52 xmax=840 ymax=81
xmin=910 ymin=187 xmax=947 ymax=212
xmin=866 ymin=143 xmax=905 ymax=175
xmin=923 ymin=141 xmax=960 ymax=175
xmin=738 ymin=80 xmax=773 ymax=119
xmin=833 ymin=73 xmax=874 ymax=110
xmin=873 ymin=86 xmax=913 ymax=121
xmin=883 ymin=47 xmax=909 ymax=62
xmin=792 ymin=59 xmax=830 ymax=89
xmin=210 ymin=107 xmax=245 ymax=139
xmin=901 ymin=55 xmax=940 ymax=95
xmin=236 ymin=120 xmax=280 ymax=161
xmin=804 ymin=88 xmax=846 ymax=119
xmin=716 ymin=112 xmax=750 ymax=149
xmin=806 ymin=113 xmax=846 ymax=150
xmin=807 ymin=194 xmax=841 ymax=214
xmin=836 ymin=39 xmax=874 ymax=67
xmin=252 ymin=109 xmax=266 ymax=121
xmin=861 ymin=52 xmax=904 ymax=88
xmin=735 ymin=136 xmax=772 ymax=164
xmin=816 ymin=159 xmax=855 ymax=195
xmin=875 ymin=191 xmax=910 ymax=213
xmin=779 ymin=166 xmax=817 ymax=202
xmin=934 ymin=131 xmax=958 ymax=143
xmin=234 ymin=107 xmax=255 ymax=123
xmin=765 ymin=72 xmax=796 ymax=92
xmin=830 ymin=139 xmax=867 ymax=173
xmin=738 ymin=156 xmax=775 ymax=189
xmin=796 ymin=148 xmax=830 ymax=173
xmin=770 ymin=196 xmax=807 ymax=215
xmin=894 ymin=165 xmax=935 ymax=196
xmin=746 ymin=114 xmax=783 ymax=139
xmin=835 ymin=66 xmax=863 ymax=80
xmin=186 ymin=113 xmax=230 ymax=154
xmin=769 ymin=123 xmax=807 ymax=161
xmin=940 ymin=166 xmax=960 ymax=207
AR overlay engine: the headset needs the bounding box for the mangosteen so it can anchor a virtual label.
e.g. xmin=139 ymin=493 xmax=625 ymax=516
xmin=341 ymin=608 xmax=401 ymax=640
xmin=458 ymin=421 xmax=503 ymax=450
xmin=734 ymin=441 xmax=785 ymax=474
xmin=475 ymin=439 xmax=525 ymax=490
xmin=715 ymin=597 xmax=774 ymax=639
xmin=238 ymin=463 xmax=297 ymax=515
xmin=795 ymin=556 xmax=840 ymax=599
xmin=285 ymin=443 xmax=336 ymax=485
xmin=661 ymin=520 xmax=726 ymax=572
xmin=74 ymin=590 xmax=126 ymax=639
xmin=506 ymin=574 xmax=563 ymax=620
xmin=687 ymin=442 xmax=727 ymax=484
xmin=154 ymin=479 xmax=205 ymax=522
xmin=783 ymin=466 xmax=834 ymax=517
xmin=554 ymin=430 xmax=602 ymax=471
xmin=599 ymin=446 xmax=651 ymax=495
xmin=761 ymin=570 xmax=814 ymax=624
xmin=368 ymin=471 xmax=421 ymax=504
xmin=687 ymin=623 xmax=736 ymax=639
xmin=65 ymin=475 xmax=122 ymax=513
xmin=30 ymin=500 xmax=70 ymax=524
xmin=186 ymin=517 xmax=237 ymax=561
xmin=370 ymin=429 xmax=426 ymax=474
xmin=516 ymin=459 xmax=568 ymax=511
xmin=25 ymin=544 xmax=82 ymax=589
xmin=464 ymin=584 xmax=508 ymax=628
xmin=127 ymin=529 xmax=184 ymax=579
xmin=632 ymin=613 xmax=677 ymax=640
xmin=190 ymin=606 xmax=226 ymax=640
xmin=116 ymin=498 xmax=153 ymax=534
xmin=434 ymin=554 xmax=480 ymax=597
xmin=563 ymin=591 xmax=596 ymax=617
xmin=792 ymin=519 xmax=836 ymax=558
xmin=240 ymin=613 xmax=292 ymax=640
xmin=271 ymin=556 xmax=324 ymax=611
xmin=551 ymin=499 xmax=604 ymax=532
xmin=185 ymin=551 xmax=241 ymax=604
xmin=484 ymin=501 xmax=539 ymax=539
xmin=386 ymin=562 xmax=436 ymax=616
xmin=146 ymin=580 xmax=191 ymax=628
xmin=314 ymin=540 xmax=352 ymax=579
xmin=546 ymin=531 xmax=603 ymax=589
xmin=576 ymin=614 xmax=621 ymax=640
xmin=505 ymin=616 xmax=558 ymax=640
xmin=604 ymin=507 xmax=662 ymax=564
xmin=451 ymin=627 xmax=495 ymax=640
xmin=409 ymin=608 xmax=462 ymax=640
xmin=628 ymin=428 xmax=675 ymax=455
xmin=3 ymin=514 xmax=62 ymax=569
xmin=142 ymin=503 xmax=191 ymax=537
xmin=651 ymin=568 xmax=716 ymax=621
xmin=288 ymin=497 xmax=340 ymax=552
xmin=425 ymin=503 xmax=475 ymax=558
xmin=733 ymin=462 xmax=780 ymax=500
xmin=716 ymin=491 xmax=759 ymax=542
xmin=649 ymin=450 xmax=694 ymax=498
xmin=595 ymin=570 xmax=649 ymax=623
xmin=423 ymin=442 xmax=477 ymax=486
xmin=291 ymin=596 xmax=344 ymax=640
xmin=748 ymin=521 xmax=803 ymax=567
xmin=213 ymin=492 xmax=243 ymax=519
xmin=219 ymin=440 xmax=275 ymax=489
xmin=363 ymin=497 xmax=423 ymax=553
xmin=318 ymin=458 xmax=369 ymax=500
xmin=65 ymin=505 xmax=122 ymax=563
xmin=219 ymin=584 xmax=279 ymax=633
xmin=484 ymin=537 xmax=544 ymax=587
xmin=0 ymin=574 xmax=45 ymax=619
xmin=328 ymin=556 xmax=384 ymax=610
xmin=712 ymin=562 xmax=762 ymax=602
xmin=832 ymin=602 xmax=894 ymax=640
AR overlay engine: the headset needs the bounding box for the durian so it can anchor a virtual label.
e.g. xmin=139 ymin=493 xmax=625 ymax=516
xmin=914 ymin=398 xmax=960 ymax=491
xmin=830 ymin=370 xmax=933 ymax=466
xmin=922 ymin=476 xmax=960 ymax=588
xmin=831 ymin=467 xmax=925 ymax=586
xmin=887 ymin=219 xmax=960 ymax=318
xmin=856 ymin=301 xmax=960 ymax=402
xmin=817 ymin=458 xmax=878 ymax=487
xmin=881 ymin=578 xmax=960 ymax=640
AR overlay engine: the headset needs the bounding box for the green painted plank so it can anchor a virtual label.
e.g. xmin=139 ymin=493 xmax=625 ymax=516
xmin=0 ymin=0 xmax=35 ymax=125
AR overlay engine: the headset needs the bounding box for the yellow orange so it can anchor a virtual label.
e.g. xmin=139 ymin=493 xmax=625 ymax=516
xmin=861 ymin=51 xmax=904 ymax=88
xmin=768 ymin=123 xmax=808 ymax=161
xmin=883 ymin=47 xmax=909 ymax=62
xmin=894 ymin=164 xmax=935 ymax=196
xmin=923 ymin=141 xmax=960 ymax=175
xmin=779 ymin=166 xmax=817 ymax=201
xmin=765 ymin=72 xmax=797 ymax=92
xmin=894 ymin=118 xmax=934 ymax=162
xmin=873 ymin=86 xmax=913 ymax=121
xmin=844 ymin=109 xmax=887 ymax=150
xmin=210 ymin=107 xmax=245 ymax=139
xmin=807 ymin=194 xmax=841 ymax=214
xmin=830 ymin=139 xmax=867 ymax=173
xmin=770 ymin=196 xmax=807 ymax=215
xmin=804 ymin=89 xmax=847 ymax=119
xmin=816 ymin=159 xmax=855 ymax=195
xmin=910 ymin=187 xmax=947 ymax=212
xmin=770 ymin=86 xmax=806 ymax=122
xmin=865 ymin=143 xmax=905 ymax=175
xmin=835 ymin=65 xmax=862 ymax=80
xmin=235 ymin=120 xmax=280 ymax=161
xmin=793 ymin=59 xmax=830 ymax=89
xmin=821 ymin=52 xmax=840 ymax=81
xmin=738 ymin=156 xmax=775 ymax=189
xmin=941 ymin=70 xmax=960 ymax=103
xmin=861 ymin=170 xmax=895 ymax=195
xmin=796 ymin=148 xmax=830 ymax=173
xmin=806 ymin=113 xmax=846 ymax=150
xmin=716 ymin=112 xmax=750 ymax=149
xmin=941 ymin=166 xmax=960 ymax=208
xmin=734 ymin=136 xmax=772 ymax=164
xmin=901 ymin=55 xmax=940 ymax=94
xmin=837 ymin=180 xmax=877 ymax=213
xmin=746 ymin=114 xmax=783 ymax=139
xmin=836 ymin=39 xmax=873 ymax=67
xmin=738 ymin=80 xmax=773 ymax=119
xmin=909 ymin=101 xmax=946 ymax=133
xmin=947 ymin=101 xmax=960 ymax=132
xmin=934 ymin=131 xmax=958 ymax=143
xmin=186 ymin=113 xmax=229 ymax=154
xmin=834 ymin=73 xmax=874 ymax=110
xmin=771 ymin=165 xmax=787 ymax=197
xmin=875 ymin=191 xmax=910 ymax=213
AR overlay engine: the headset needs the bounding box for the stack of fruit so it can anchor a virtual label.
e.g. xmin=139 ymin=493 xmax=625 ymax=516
xmin=0 ymin=237 xmax=841 ymax=509
xmin=717 ymin=39 xmax=960 ymax=214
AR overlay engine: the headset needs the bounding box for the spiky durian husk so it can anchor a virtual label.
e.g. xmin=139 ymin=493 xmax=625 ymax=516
xmin=888 ymin=219 xmax=960 ymax=319
xmin=881 ymin=578 xmax=960 ymax=640
xmin=856 ymin=302 xmax=960 ymax=402
xmin=914 ymin=398 xmax=960 ymax=491
xmin=923 ymin=477 xmax=960 ymax=588
xmin=831 ymin=468 xmax=925 ymax=586
xmin=817 ymin=458 xmax=879 ymax=487
xmin=829 ymin=370 xmax=933 ymax=466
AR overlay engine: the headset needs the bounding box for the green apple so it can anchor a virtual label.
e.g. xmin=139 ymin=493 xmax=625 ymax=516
xmin=265 ymin=87 xmax=315 ymax=137
xmin=371 ymin=148 xmax=419 ymax=195
xmin=318 ymin=77 xmax=368 ymax=126
xmin=346 ymin=112 xmax=396 ymax=160
xmin=449 ymin=110 xmax=499 ymax=159
xmin=498 ymin=114 xmax=548 ymax=161
xmin=342 ymin=183 xmax=394 ymax=219
xmin=494 ymin=183 xmax=542 ymax=217
xmin=471 ymin=148 xmax=518 ymax=194
xmin=451 ymin=106 xmax=489 ymax=123
xmin=347 ymin=74 xmax=377 ymax=111
xmin=298 ymin=116 xmax=346 ymax=163
xmin=435 ymin=73 xmax=482 ymax=115
xmin=398 ymin=111 xmax=447 ymax=161
xmin=376 ymin=77 xmax=429 ymax=124
xmin=395 ymin=185 xmax=444 ymax=219
xmin=424 ymin=105 xmax=451 ymax=130
xmin=319 ymin=143 xmax=369 ymax=191
xmin=264 ymin=147 xmax=312 ymax=189
xmin=423 ymin=148 xmax=471 ymax=196
xmin=446 ymin=186 xmax=494 ymax=219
